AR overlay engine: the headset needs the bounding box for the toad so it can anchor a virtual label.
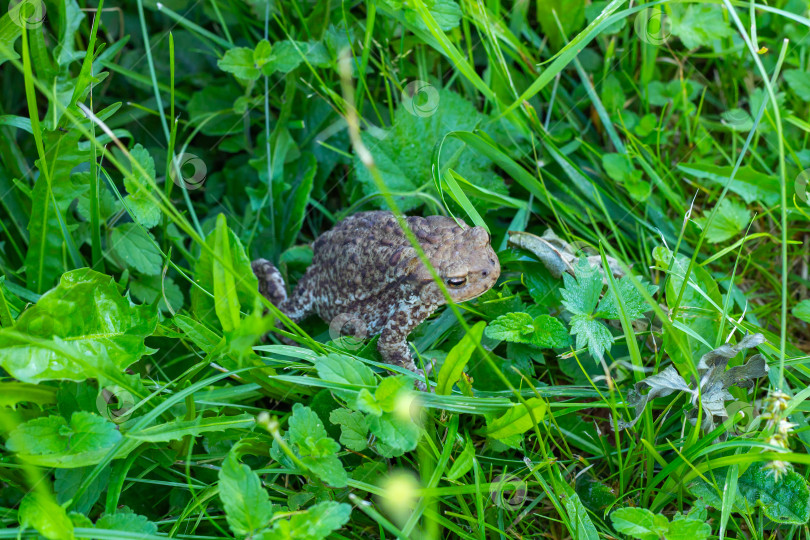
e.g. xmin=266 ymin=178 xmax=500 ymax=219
xmin=251 ymin=211 xmax=500 ymax=385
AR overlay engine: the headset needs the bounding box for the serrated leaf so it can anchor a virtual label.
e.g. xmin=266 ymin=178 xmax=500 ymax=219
xmin=110 ymin=224 xmax=162 ymax=275
xmin=560 ymin=259 xmax=603 ymax=316
xmin=219 ymin=442 xmax=275 ymax=536
xmin=124 ymin=144 xmax=161 ymax=228
xmin=532 ymin=315 xmax=570 ymax=348
xmin=329 ymin=409 xmax=369 ymax=451
xmin=218 ymin=47 xmax=261 ymax=80
xmin=288 ymin=403 xmax=347 ymax=487
xmin=353 ymin=89 xmax=507 ymax=212
xmin=485 ymin=312 xmax=535 ymax=343
xmin=694 ymin=199 xmax=751 ymax=243
xmin=129 ymin=274 xmax=184 ymax=313
xmin=669 ymin=4 xmax=733 ymax=49
xmin=738 ymin=466 xmax=810 ymax=524
xmin=596 ymin=277 xmax=657 ymax=320
xmin=95 ymin=511 xmax=157 ymax=536
xmin=569 ymin=314 xmax=614 ymax=361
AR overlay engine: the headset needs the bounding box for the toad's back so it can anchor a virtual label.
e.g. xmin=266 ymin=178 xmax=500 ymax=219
xmin=306 ymin=211 xmax=467 ymax=322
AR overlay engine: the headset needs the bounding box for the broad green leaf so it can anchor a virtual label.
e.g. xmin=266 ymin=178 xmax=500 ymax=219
xmin=123 ymin=144 xmax=161 ymax=228
xmin=485 ymin=312 xmax=535 ymax=343
xmin=0 ymin=10 xmax=23 ymax=66
xmin=693 ymin=199 xmax=751 ymax=243
xmin=354 ymin=388 xmax=383 ymax=416
xmin=354 ymin=89 xmax=508 ymax=212
xmin=738 ymin=466 xmax=810 ymax=524
xmin=314 ymin=354 xmax=377 ymax=390
xmin=258 ymin=501 xmax=351 ymax=540
xmin=669 ymin=4 xmax=733 ymax=49
xmin=375 ymin=376 xmax=409 ymax=412
xmin=652 ymin=246 xmax=721 ymax=374
xmin=219 ymin=441 xmax=275 ymax=536
xmin=95 ymin=511 xmax=158 ymax=536
xmin=537 ymin=0 xmax=585 ymax=50
xmin=126 ymin=414 xmax=255 ymax=442
xmin=110 ymin=224 xmax=162 ymax=275
xmin=7 ymin=412 xmax=121 ymax=468
xmin=481 ymin=398 xmax=547 ymax=440
xmin=377 ymin=0 xmax=462 ymax=32
xmin=677 ymin=163 xmax=779 ymax=205
xmin=0 ymin=269 xmax=158 ymax=383
xmin=485 ymin=313 xmax=568 ymax=349
xmin=191 ymin=217 xmax=258 ymax=331
xmin=784 ymin=70 xmax=810 ymax=102
xmin=329 ymin=409 xmax=369 ymax=451
xmin=254 ymin=39 xmax=272 ymax=67
xmin=288 ymin=403 xmax=348 ymax=487
xmin=25 ymin=130 xmax=89 ymax=293
xmin=368 ymin=412 xmax=420 ymax=457
xmin=793 ymin=300 xmax=810 ymax=323
xmin=218 ymin=47 xmax=260 ymax=80
xmin=437 ymin=321 xmax=485 ymax=394
xmin=18 ymin=492 xmax=74 ymax=540
xmin=213 ymin=214 xmax=241 ymax=332
xmin=665 ymin=518 xmax=711 ymax=540
xmin=610 ymin=507 xmax=668 ymax=539
xmin=54 ymin=467 xmax=110 ymax=515
xmin=261 ymin=40 xmax=330 ymax=75
xmin=532 ymin=315 xmax=571 ymax=348
xmin=601 ymin=153 xmax=650 ymax=201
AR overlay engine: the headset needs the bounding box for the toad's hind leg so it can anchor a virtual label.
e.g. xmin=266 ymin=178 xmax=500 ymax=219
xmin=251 ymin=258 xmax=315 ymax=326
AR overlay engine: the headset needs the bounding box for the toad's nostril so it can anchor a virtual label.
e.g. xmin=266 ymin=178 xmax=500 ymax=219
xmin=482 ymin=270 xmax=488 ymax=276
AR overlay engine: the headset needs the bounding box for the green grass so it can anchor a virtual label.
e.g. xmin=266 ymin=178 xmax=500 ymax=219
xmin=2 ymin=0 xmax=810 ymax=538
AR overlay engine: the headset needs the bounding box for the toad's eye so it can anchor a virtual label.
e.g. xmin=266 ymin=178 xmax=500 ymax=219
xmin=447 ymin=277 xmax=467 ymax=288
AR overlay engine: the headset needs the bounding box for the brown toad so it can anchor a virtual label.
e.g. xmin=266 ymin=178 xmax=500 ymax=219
xmin=251 ymin=211 xmax=500 ymax=383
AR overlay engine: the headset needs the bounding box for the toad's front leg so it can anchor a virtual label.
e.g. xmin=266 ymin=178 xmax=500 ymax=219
xmin=377 ymin=302 xmax=437 ymax=390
